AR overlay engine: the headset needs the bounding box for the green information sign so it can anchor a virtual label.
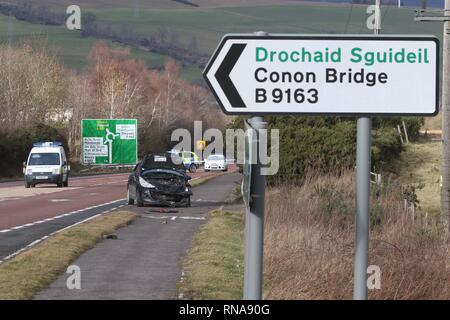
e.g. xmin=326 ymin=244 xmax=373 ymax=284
xmin=81 ymin=119 xmax=138 ymax=165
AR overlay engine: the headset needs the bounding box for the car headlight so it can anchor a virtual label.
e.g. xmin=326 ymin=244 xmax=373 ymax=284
xmin=53 ymin=168 xmax=60 ymax=175
xmin=26 ymin=169 xmax=32 ymax=175
xmin=139 ymin=176 xmax=155 ymax=189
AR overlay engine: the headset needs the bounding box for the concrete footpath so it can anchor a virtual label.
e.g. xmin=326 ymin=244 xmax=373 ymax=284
xmin=35 ymin=173 xmax=242 ymax=300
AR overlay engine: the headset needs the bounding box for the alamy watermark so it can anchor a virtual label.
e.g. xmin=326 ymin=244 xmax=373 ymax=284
xmin=66 ymin=265 xmax=81 ymax=290
xmin=366 ymin=5 xmax=381 ymax=31
xmin=171 ymin=121 xmax=279 ymax=176
xmin=367 ymin=265 xmax=381 ymax=290
xmin=66 ymin=5 xmax=82 ymax=31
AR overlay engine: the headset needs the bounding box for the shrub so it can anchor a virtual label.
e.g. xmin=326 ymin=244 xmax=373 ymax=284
xmin=227 ymin=116 xmax=404 ymax=185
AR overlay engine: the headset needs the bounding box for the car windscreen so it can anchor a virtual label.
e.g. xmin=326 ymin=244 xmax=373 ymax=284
xmin=28 ymin=153 xmax=60 ymax=166
xmin=142 ymin=154 xmax=185 ymax=171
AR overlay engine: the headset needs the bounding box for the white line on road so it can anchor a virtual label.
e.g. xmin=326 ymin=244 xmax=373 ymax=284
xmin=142 ymin=215 xmax=205 ymax=221
xmin=142 ymin=216 xmax=170 ymax=220
xmin=0 ymin=213 xmax=104 ymax=265
xmin=179 ymin=216 xmax=206 ymax=221
xmin=0 ymin=198 xmax=126 ymax=234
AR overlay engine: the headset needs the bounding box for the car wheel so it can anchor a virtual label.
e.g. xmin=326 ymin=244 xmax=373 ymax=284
xmin=189 ymin=164 xmax=197 ymax=173
xmin=135 ymin=189 xmax=144 ymax=207
xmin=57 ymin=182 xmax=63 ymax=188
xmin=127 ymin=187 xmax=134 ymax=205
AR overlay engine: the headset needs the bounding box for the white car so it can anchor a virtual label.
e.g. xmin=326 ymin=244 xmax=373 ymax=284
xmin=204 ymin=154 xmax=228 ymax=172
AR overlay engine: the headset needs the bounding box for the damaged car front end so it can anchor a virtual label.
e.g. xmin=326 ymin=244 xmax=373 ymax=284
xmin=127 ymin=153 xmax=192 ymax=207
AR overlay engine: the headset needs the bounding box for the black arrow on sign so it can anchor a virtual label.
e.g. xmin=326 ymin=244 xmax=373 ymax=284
xmin=215 ymin=43 xmax=247 ymax=108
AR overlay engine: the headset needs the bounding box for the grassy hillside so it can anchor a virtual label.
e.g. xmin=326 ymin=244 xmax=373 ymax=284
xmin=6 ymin=0 xmax=302 ymax=10
xmin=90 ymin=4 xmax=443 ymax=53
xmin=0 ymin=13 xmax=201 ymax=80
xmin=0 ymin=2 xmax=443 ymax=81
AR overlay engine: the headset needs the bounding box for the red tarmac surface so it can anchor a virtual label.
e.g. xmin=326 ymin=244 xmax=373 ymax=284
xmin=0 ymin=170 xmax=214 ymax=231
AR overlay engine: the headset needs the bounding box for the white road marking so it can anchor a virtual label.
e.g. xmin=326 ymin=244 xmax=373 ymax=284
xmin=179 ymin=216 xmax=206 ymax=221
xmin=0 ymin=213 xmax=103 ymax=265
xmin=142 ymin=215 xmax=205 ymax=221
xmin=0 ymin=198 xmax=126 ymax=234
xmin=50 ymin=199 xmax=71 ymax=203
xmin=143 ymin=216 xmax=170 ymax=220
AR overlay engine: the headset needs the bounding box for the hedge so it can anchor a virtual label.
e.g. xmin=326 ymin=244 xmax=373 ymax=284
xmin=227 ymin=116 xmax=422 ymax=185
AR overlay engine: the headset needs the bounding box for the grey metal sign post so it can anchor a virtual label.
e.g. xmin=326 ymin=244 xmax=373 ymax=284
xmin=353 ymin=117 xmax=371 ymax=300
xmin=243 ymin=116 xmax=267 ymax=300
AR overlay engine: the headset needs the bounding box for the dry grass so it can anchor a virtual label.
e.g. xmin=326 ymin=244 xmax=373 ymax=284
xmin=424 ymin=112 xmax=442 ymax=131
xmin=264 ymin=172 xmax=449 ymax=300
xmin=389 ymin=140 xmax=441 ymax=217
xmin=180 ymin=211 xmax=244 ymax=300
xmin=0 ymin=211 xmax=137 ymax=300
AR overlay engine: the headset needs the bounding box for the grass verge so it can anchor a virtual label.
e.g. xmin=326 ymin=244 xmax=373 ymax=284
xmin=0 ymin=211 xmax=137 ymax=300
xmin=190 ymin=171 xmax=232 ymax=188
xmin=389 ymin=139 xmax=441 ymax=217
xmin=179 ymin=210 xmax=244 ymax=300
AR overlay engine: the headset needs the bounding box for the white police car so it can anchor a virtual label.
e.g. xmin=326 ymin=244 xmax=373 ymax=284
xmin=23 ymin=142 xmax=70 ymax=188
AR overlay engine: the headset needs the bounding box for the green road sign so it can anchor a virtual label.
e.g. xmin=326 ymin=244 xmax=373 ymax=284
xmin=81 ymin=119 xmax=138 ymax=165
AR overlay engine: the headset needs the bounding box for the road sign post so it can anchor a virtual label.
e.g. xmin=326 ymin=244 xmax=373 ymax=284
xmin=243 ymin=116 xmax=267 ymax=300
xmin=354 ymin=117 xmax=372 ymax=300
xmin=204 ymin=31 xmax=439 ymax=300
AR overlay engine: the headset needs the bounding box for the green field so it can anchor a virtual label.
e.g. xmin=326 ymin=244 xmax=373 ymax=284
xmin=89 ymin=4 xmax=443 ymax=52
xmin=0 ymin=2 xmax=443 ymax=81
xmin=0 ymin=14 xmax=199 ymax=79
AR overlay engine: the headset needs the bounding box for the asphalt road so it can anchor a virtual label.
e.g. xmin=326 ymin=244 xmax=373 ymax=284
xmin=35 ymin=172 xmax=242 ymax=300
xmin=0 ymin=170 xmax=216 ymax=262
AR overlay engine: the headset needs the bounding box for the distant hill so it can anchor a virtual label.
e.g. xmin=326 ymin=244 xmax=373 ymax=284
xmin=4 ymin=0 xmax=445 ymax=9
xmin=2 ymin=0 xmax=303 ymax=10
xmin=303 ymin=0 xmax=444 ymax=8
xmin=0 ymin=0 xmax=444 ymax=82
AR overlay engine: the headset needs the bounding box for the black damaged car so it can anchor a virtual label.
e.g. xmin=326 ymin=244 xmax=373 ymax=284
xmin=127 ymin=152 xmax=193 ymax=207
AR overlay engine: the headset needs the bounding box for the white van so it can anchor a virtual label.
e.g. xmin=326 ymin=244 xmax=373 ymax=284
xmin=23 ymin=142 xmax=70 ymax=188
